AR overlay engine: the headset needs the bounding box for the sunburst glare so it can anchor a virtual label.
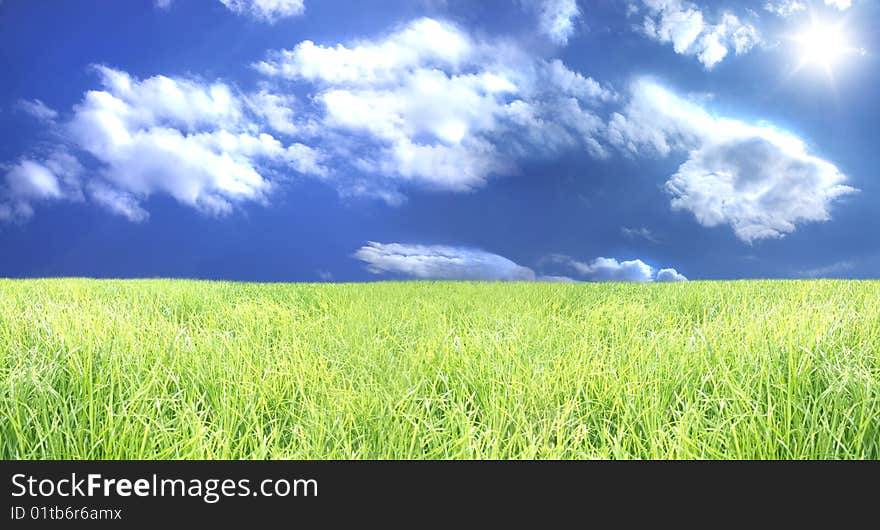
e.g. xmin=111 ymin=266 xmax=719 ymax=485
xmin=789 ymin=16 xmax=863 ymax=82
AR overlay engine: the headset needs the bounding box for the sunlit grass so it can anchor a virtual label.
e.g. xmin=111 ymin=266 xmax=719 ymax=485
xmin=1 ymin=278 xmax=878 ymax=459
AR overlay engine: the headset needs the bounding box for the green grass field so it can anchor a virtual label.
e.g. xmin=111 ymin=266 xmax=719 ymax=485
xmin=1 ymin=278 xmax=878 ymax=459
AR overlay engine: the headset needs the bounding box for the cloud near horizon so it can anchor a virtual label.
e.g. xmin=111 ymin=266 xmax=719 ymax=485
xmin=353 ymin=242 xmax=537 ymax=281
xmin=544 ymin=254 xmax=688 ymax=282
xmin=355 ymin=242 xmax=687 ymax=283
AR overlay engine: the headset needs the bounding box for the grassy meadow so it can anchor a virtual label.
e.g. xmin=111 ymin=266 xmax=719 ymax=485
xmin=1 ymin=278 xmax=878 ymax=459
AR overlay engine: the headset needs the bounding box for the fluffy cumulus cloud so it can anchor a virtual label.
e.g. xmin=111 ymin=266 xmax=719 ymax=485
xmin=353 ymin=242 xmax=537 ymax=281
xmin=608 ymin=80 xmax=856 ymax=242
xmin=547 ymin=254 xmax=687 ymax=282
xmin=5 ymin=12 xmax=852 ymax=248
xmin=635 ymin=0 xmax=761 ymax=68
xmin=656 ymin=268 xmax=688 ymax=282
xmin=256 ymin=18 xmax=613 ymax=195
xmin=2 ymin=66 xmax=324 ymax=222
xmin=523 ymin=0 xmax=582 ymax=45
xmin=3 ymin=17 xmax=615 ymax=222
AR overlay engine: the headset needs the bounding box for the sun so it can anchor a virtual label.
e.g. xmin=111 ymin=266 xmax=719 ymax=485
xmin=794 ymin=22 xmax=850 ymax=70
xmin=787 ymin=15 xmax=866 ymax=86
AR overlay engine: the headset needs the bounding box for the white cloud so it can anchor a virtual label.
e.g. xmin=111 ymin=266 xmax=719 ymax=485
xmin=637 ymin=0 xmax=761 ymax=68
xmin=7 ymin=17 xmax=620 ymax=221
xmin=537 ymin=275 xmax=577 ymax=282
xmin=256 ymin=17 xmax=612 ymax=194
xmin=218 ymin=0 xmax=305 ymax=22
xmin=608 ymin=80 xmax=856 ymax=242
xmin=621 ymin=226 xmax=660 ymax=243
xmin=763 ymin=1 xmax=806 ymax=17
xmin=575 ymin=256 xmax=656 ymax=282
xmin=256 ymin=19 xmax=473 ymax=85
xmin=523 ymin=0 xmax=582 ymax=45
xmin=799 ymin=260 xmax=855 ymax=278
xmin=1 ymin=150 xmax=83 ymax=221
xmin=17 ymin=99 xmax=59 ymax=122
xmin=547 ymin=254 xmax=687 ymax=282
xmin=88 ymin=182 xmax=149 ymax=222
xmin=5 ymin=161 xmax=62 ymax=201
xmin=825 ymin=0 xmax=852 ymax=10
xmin=665 ymin=139 xmax=854 ymax=242
xmin=354 ymin=242 xmax=537 ymax=281
xmin=68 ymin=67 xmax=323 ymax=218
xmin=246 ymin=90 xmax=300 ymax=136
xmin=4 ymin=66 xmax=325 ymax=222
xmin=656 ymin=268 xmax=688 ymax=282
xmin=156 ymin=0 xmax=306 ymax=22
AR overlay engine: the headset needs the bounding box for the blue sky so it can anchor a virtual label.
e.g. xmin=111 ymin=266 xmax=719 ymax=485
xmin=1 ymin=0 xmax=878 ymax=282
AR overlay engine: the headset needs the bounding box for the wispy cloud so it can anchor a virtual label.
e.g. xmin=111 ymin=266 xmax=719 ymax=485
xmin=763 ymin=1 xmax=806 ymax=17
xmin=825 ymin=0 xmax=853 ymax=11
xmin=17 ymin=99 xmax=58 ymax=122
xmin=155 ymin=0 xmax=306 ymax=22
xmin=219 ymin=0 xmax=305 ymax=23
xmin=1 ymin=150 xmax=83 ymax=222
xmin=621 ymin=226 xmax=661 ymax=243
xmin=353 ymin=242 xmax=536 ymax=281
xmin=798 ymin=260 xmax=856 ymax=278
xmin=354 ymin=243 xmax=687 ymax=283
